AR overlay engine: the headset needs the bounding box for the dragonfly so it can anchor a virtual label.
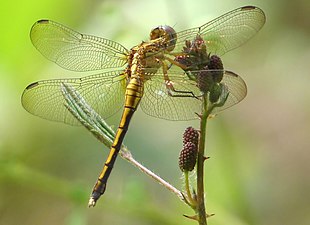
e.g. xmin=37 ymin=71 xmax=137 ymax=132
xmin=22 ymin=6 xmax=265 ymax=206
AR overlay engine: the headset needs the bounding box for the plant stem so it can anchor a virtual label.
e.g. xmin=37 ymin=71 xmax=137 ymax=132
xmin=196 ymin=94 xmax=209 ymax=225
xmin=123 ymin=150 xmax=183 ymax=200
xmin=184 ymin=171 xmax=196 ymax=207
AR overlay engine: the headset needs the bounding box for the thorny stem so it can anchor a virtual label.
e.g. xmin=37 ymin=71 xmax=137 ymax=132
xmin=196 ymin=94 xmax=209 ymax=225
xmin=195 ymin=89 xmax=227 ymax=224
xmin=61 ymin=83 xmax=184 ymax=204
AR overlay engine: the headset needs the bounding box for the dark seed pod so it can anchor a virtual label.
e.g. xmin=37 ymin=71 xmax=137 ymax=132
xmin=179 ymin=142 xmax=198 ymax=172
xmin=209 ymin=55 xmax=223 ymax=69
xmin=208 ymin=55 xmax=224 ymax=83
xmin=196 ymin=66 xmax=214 ymax=93
xmin=183 ymin=127 xmax=199 ymax=146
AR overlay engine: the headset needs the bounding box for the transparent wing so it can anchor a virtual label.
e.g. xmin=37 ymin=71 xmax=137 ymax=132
xmin=172 ymin=6 xmax=266 ymax=56
xmin=22 ymin=70 xmax=127 ymax=125
xmin=141 ymin=71 xmax=201 ymax=121
xmin=211 ymin=70 xmax=247 ymax=114
xmin=141 ymin=69 xmax=246 ymax=120
xmin=30 ymin=20 xmax=129 ymax=71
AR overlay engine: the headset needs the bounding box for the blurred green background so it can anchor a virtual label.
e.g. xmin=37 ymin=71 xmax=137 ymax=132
xmin=1 ymin=0 xmax=309 ymax=224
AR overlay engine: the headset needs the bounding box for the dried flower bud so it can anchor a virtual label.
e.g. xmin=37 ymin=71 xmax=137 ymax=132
xmin=183 ymin=127 xmax=199 ymax=146
xmin=179 ymin=142 xmax=198 ymax=172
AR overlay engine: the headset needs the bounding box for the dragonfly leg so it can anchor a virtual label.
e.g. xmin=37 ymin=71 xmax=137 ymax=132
xmin=165 ymin=80 xmax=198 ymax=98
xmin=165 ymin=55 xmax=188 ymax=70
xmin=160 ymin=59 xmax=198 ymax=99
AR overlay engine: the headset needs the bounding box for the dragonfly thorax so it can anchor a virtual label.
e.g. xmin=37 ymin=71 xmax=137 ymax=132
xmin=150 ymin=25 xmax=177 ymax=52
xmin=128 ymin=42 xmax=163 ymax=80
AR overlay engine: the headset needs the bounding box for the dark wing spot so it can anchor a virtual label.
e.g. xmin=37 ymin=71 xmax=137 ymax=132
xmin=241 ymin=6 xmax=256 ymax=11
xmin=37 ymin=19 xmax=50 ymax=24
xmin=25 ymin=82 xmax=39 ymax=90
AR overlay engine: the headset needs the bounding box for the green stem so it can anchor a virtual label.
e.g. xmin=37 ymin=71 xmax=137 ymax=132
xmin=196 ymin=94 xmax=210 ymax=225
xmin=184 ymin=171 xmax=196 ymax=207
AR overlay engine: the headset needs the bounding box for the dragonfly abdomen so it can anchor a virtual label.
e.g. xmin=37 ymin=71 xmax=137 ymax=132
xmin=89 ymin=76 xmax=144 ymax=206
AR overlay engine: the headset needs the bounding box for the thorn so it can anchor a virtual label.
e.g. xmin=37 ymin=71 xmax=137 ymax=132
xmin=183 ymin=214 xmax=198 ymax=221
xmin=203 ymin=156 xmax=210 ymax=161
xmin=195 ymin=112 xmax=202 ymax=119
xmin=206 ymin=213 xmax=215 ymax=218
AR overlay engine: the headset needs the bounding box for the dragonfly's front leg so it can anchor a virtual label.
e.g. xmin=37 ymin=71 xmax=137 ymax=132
xmin=160 ymin=59 xmax=198 ymax=99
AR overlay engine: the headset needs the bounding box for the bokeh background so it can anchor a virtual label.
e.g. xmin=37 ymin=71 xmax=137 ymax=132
xmin=1 ymin=0 xmax=309 ymax=224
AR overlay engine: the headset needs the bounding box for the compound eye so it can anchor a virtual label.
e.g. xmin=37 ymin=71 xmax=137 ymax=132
xmin=150 ymin=27 xmax=161 ymax=40
xmin=150 ymin=25 xmax=177 ymax=52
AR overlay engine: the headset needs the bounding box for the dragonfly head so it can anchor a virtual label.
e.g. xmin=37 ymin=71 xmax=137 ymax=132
xmin=150 ymin=25 xmax=177 ymax=52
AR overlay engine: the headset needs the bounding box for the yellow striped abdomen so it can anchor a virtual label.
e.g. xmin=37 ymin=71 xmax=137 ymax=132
xmin=89 ymin=76 xmax=143 ymax=205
